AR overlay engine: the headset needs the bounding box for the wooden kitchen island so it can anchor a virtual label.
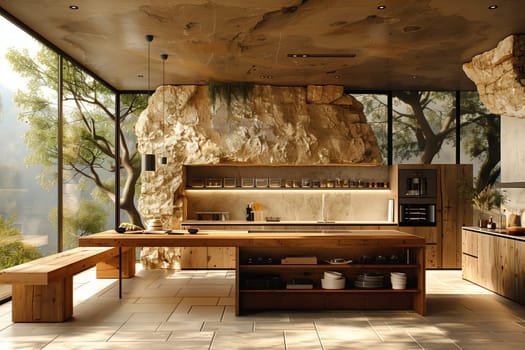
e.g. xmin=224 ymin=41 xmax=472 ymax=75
xmin=79 ymin=230 xmax=426 ymax=315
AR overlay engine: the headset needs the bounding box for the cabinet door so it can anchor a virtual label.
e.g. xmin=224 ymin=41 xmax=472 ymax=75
xmin=441 ymin=164 xmax=473 ymax=268
xmin=461 ymin=229 xmax=478 ymax=257
xmin=207 ymin=247 xmax=236 ymax=268
xmin=180 ymin=247 xmax=208 ymax=268
xmin=397 ymin=226 xmax=440 ymax=268
xmin=518 ymin=242 xmax=525 ymax=304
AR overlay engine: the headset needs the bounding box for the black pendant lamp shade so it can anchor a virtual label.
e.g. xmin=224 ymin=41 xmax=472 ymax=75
xmin=143 ymin=153 xmax=156 ymax=171
xmin=143 ymin=34 xmax=156 ymax=172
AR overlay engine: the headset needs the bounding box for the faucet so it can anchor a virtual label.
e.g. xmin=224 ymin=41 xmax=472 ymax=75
xmin=318 ymin=193 xmax=334 ymax=223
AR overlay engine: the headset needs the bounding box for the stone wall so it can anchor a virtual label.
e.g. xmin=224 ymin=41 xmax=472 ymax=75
xmin=463 ymin=34 xmax=525 ymax=118
xmin=135 ymin=84 xmax=382 ymax=269
xmin=136 ymin=84 xmax=382 ymax=229
xmin=463 ymin=34 xmax=525 ymax=227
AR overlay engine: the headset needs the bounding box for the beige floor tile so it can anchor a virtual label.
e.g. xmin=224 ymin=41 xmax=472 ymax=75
xmin=203 ymin=320 xmax=254 ymax=332
xmin=323 ymin=342 xmax=421 ymax=350
xmin=0 ymin=341 xmax=48 ymax=350
xmin=211 ymin=331 xmax=285 ymax=350
xmin=255 ymin=320 xmax=316 ymax=330
xmin=284 ymin=330 xmax=323 ymax=349
xmin=134 ymin=296 xmax=182 ymax=305
xmin=176 ymin=285 xmax=232 ymax=297
xmin=157 ymin=320 xmax=205 ymax=332
xmin=1 ymin=268 xmax=525 ymax=349
xmin=52 ymin=326 xmax=118 ymax=342
xmin=42 ymin=342 xmax=181 ymax=349
xmin=167 ymin=330 xmax=214 ymax=346
xmin=109 ymin=330 xmax=171 ymax=342
xmin=173 ymin=297 xmax=221 ymax=313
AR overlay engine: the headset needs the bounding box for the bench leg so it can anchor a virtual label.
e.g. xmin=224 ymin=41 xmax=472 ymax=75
xmin=96 ymin=246 xmax=136 ymax=279
xmin=11 ymin=277 xmax=73 ymax=322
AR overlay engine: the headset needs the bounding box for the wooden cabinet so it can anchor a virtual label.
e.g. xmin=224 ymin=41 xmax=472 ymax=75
xmin=180 ymin=164 xmax=472 ymax=269
xmin=180 ymin=247 xmax=235 ymax=269
xmin=393 ymin=164 xmax=473 ymax=269
xmin=236 ymin=238 xmax=426 ymax=315
xmin=462 ymin=228 xmax=525 ymax=305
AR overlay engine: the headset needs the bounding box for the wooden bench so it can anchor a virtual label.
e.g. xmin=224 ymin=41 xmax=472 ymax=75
xmin=0 ymin=246 xmax=122 ymax=322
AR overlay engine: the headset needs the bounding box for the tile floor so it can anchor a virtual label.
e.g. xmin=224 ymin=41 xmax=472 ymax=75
xmin=0 ymin=267 xmax=524 ymax=349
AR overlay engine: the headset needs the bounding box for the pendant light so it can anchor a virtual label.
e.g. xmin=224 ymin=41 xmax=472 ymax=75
xmin=143 ymin=34 xmax=156 ymax=172
xmin=160 ymin=53 xmax=168 ymax=165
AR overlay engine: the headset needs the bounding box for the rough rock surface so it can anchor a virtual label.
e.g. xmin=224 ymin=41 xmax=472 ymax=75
xmin=135 ymin=84 xmax=382 ymax=268
xmin=463 ymin=34 xmax=525 ymax=118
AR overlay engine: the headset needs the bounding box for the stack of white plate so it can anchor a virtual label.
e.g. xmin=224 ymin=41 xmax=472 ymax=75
xmin=354 ymin=273 xmax=384 ymax=289
xmin=390 ymin=272 xmax=407 ymax=289
xmin=321 ymin=271 xmax=346 ymax=289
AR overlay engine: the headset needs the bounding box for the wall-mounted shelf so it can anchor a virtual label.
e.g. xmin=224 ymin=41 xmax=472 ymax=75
xmin=496 ymin=182 xmax=525 ymax=188
xmin=185 ymin=187 xmax=391 ymax=191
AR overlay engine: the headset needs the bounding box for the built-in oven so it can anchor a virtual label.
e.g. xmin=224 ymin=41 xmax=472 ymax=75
xmin=399 ymin=203 xmax=436 ymax=226
xmin=398 ymin=168 xmax=438 ymax=226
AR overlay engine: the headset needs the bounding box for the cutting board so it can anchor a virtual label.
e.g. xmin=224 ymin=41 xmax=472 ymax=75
xmin=506 ymin=226 xmax=525 ymax=235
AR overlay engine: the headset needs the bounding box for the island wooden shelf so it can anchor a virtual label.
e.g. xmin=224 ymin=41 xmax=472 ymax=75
xmin=79 ymin=229 xmax=426 ymax=315
xmin=239 ymin=264 xmax=420 ymax=270
xmin=240 ymin=289 xmax=421 ymax=294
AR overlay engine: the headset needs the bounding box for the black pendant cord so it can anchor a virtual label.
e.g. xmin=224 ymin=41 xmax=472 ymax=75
xmin=144 ymin=34 xmax=156 ymax=172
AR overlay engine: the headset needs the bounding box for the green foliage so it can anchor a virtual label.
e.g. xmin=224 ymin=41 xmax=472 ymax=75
xmin=208 ymin=81 xmax=254 ymax=112
xmin=0 ymin=215 xmax=42 ymax=269
xmin=6 ymin=46 xmax=147 ymax=228
xmin=459 ymin=91 xmax=501 ymax=190
xmin=0 ymin=241 xmax=42 ymax=269
xmin=392 ymin=91 xmax=456 ymax=163
xmin=353 ymin=94 xmax=388 ymax=163
xmin=0 ymin=215 xmax=19 ymax=237
xmin=49 ymin=200 xmax=109 ymax=250
xmin=459 ymin=184 xmax=506 ymax=212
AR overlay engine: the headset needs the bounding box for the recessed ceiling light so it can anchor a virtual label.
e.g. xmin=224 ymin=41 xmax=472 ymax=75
xmin=69 ymin=5 xmax=79 ymax=10
xmin=287 ymin=53 xmax=356 ymax=58
xmin=377 ymin=5 xmax=386 ymax=10
xmin=488 ymin=5 xmax=498 ymax=10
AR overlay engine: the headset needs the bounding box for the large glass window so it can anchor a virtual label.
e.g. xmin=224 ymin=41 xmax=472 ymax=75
xmin=61 ymin=60 xmax=116 ymax=249
xmin=392 ymin=91 xmax=456 ymax=164
xmin=118 ymin=93 xmax=148 ymax=227
xmin=0 ymin=18 xmax=57 ymax=299
xmin=352 ymin=93 xmax=388 ymax=165
xmin=459 ymin=91 xmax=501 ymax=191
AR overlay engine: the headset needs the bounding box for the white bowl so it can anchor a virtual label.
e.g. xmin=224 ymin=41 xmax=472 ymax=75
xmin=324 ymin=271 xmax=343 ymax=279
xmin=390 ymin=275 xmax=407 ymax=281
xmin=321 ymin=277 xmax=346 ymax=289
xmin=390 ymin=272 xmax=406 ymax=277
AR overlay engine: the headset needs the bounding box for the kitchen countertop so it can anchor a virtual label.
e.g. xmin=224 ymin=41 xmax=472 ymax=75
xmin=182 ymin=220 xmax=397 ymax=226
xmin=463 ymin=226 xmax=525 ymax=242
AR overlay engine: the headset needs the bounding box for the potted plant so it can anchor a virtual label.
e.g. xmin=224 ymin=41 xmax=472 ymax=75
xmin=470 ymin=186 xmax=507 ymax=228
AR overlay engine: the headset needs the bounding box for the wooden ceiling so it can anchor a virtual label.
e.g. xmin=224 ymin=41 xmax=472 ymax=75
xmin=1 ymin=0 xmax=524 ymax=91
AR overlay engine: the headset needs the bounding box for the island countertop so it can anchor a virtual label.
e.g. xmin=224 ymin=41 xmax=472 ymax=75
xmin=79 ymin=229 xmax=425 ymax=248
